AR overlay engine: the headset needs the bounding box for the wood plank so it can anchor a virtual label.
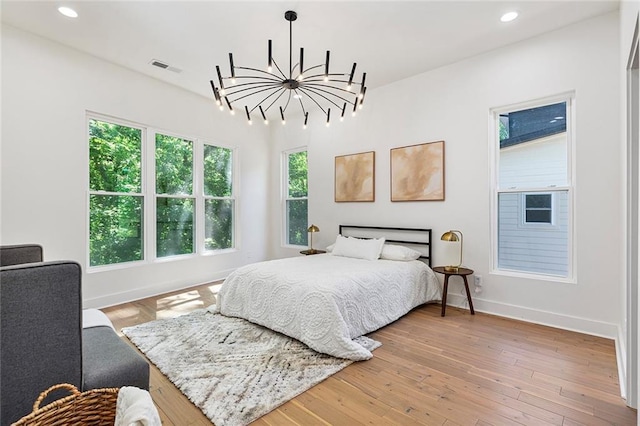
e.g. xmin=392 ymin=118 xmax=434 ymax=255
xmin=102 ymin=282 xmax=636 ymax=426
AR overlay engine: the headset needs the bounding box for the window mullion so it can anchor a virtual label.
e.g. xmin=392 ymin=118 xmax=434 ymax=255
xmin=147 ymin=128 xmax=157 ymax=262
xmin=194 ymin=139 xmax=204 ymax=254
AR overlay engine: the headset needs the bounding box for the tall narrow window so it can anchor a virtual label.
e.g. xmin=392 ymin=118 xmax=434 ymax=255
xmin=155 ymin=133 xmax=194 ymax=257
xmin=88 ymin=119 xmax=144 ymax=266
xmin=284 ymin=149 xmax=308 ymax=246
xmin=204 ymin=144 xmax=234 ymax=250
xmin=493 ymin=97 xmax=573 ymax=278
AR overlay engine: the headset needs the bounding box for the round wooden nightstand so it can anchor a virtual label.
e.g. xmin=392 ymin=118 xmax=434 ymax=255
xmin=432 ymin=266 xmax=475 ymax=317
xmin=300 ymin=249 xmax=326 ymax=255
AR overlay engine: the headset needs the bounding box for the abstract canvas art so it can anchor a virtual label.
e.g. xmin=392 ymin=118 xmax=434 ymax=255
xmin=391 ymin=141 xmax=445 ymax=201
xmin=335 ymin=151 xmax=375 ymax=202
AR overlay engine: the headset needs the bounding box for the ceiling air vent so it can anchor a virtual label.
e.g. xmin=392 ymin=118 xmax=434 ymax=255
xmin=150 ymin=59 xmax=169 ymax=69
xmin=149 ymin=59 xmax=183 ymax=74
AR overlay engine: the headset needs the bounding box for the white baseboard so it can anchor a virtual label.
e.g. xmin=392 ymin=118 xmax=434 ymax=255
xmin=83 ymin=268 xmax=236 ymax=309
xmin=445 ymin=293 xmax=619 ymax=339
xmin=616 ymin=326 xmax=628 ymax=401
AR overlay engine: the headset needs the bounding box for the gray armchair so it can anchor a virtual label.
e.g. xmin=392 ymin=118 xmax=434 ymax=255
xmin=0 ymin=245 xmax=149 ymax=425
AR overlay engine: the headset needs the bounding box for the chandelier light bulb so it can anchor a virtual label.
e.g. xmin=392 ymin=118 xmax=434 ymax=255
xmin=346 ymin=85 xmax=352 ymax=91
xmin=231 ymin=78 xmax=236 ymax=85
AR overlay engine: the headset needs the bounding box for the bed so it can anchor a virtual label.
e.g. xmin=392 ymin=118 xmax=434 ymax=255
xmin=213 ymin=226 xmax=442 ymax=361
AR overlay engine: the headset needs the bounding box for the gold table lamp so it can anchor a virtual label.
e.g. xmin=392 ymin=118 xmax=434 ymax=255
xmin=441 ymin=230 xmax=463 ymax=272
xmin=307 ymin=224 xmax=320 ymax=253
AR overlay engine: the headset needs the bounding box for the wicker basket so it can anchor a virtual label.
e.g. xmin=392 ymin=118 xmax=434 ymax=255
xmin=12 ymin=383 xmax=119 ymax=426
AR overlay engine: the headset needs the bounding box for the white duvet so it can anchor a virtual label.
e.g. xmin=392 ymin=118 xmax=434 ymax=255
xmin=212 ymin=254 xmax=441 ymax=360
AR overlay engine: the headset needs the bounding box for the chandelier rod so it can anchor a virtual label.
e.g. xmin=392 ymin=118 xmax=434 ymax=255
xmin=298 ymin=86 xmax=348 ymax=110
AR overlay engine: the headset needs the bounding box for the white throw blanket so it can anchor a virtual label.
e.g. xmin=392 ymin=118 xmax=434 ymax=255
xmin=114 ymin=386 xmax=161 ymax=426
xmin=82 ymin=308 xmax=114 ymax=330
xmin=214 ymin=254 xmax=441 ymax=360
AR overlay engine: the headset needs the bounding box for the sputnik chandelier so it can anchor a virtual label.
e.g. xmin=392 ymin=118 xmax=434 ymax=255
xmin=210 ymin=10 xmax=367 ymax=128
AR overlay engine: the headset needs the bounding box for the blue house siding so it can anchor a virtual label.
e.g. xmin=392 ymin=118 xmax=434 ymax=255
xmin=498 ymin=191 xmax=569 ymax=276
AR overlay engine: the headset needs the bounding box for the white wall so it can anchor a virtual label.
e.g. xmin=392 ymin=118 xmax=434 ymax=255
xmin=1 ymin=25 xmax=271 ymax=308
xmin=271 ymin=12 xmax=621 ymax=338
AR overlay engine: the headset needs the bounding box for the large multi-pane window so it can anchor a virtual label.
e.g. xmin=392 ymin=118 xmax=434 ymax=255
xmin=284 ymin=149 xmax=308 ymax=246
xmin=88 ymin=115 xmax=235 ymax=268
xmin=492 ymin=96 xmax=573 ymax=278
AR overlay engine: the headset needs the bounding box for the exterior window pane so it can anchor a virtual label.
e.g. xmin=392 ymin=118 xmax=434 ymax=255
xmin=497 ymin=191 xmax=568 ymax=276
xmin=89 ymin=118 xmax=144 ymax=267
xmin=89 ymin=194 xmax=143 ymax=266
xmin=525 ymin=194 xmax=552 ymax=223
xmin=204 ymin=145 xmax=232 ymax=197
xmin=156 ymin=134 xmax=193 ymax=195
xmin=156 ymin=197 xmax=194 ymax=257
xmin=526 ymin=209 xmax=552 ymax=223
xmin=205 ymin=199 xmax=233 ymax=250
xmin=495 ymin=98 xmax=571 ymax=277
xmin=89 ymin=119 xmax=142 ymax=193
xmin=288 ymin=151 xmax=308 ymax=198
xmin=287 ymin=199 xmax=308 ymax=246
xmin=499 ymin=102 xmax=568 ymax=189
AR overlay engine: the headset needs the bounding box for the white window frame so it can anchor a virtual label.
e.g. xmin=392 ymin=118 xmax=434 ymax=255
xmin=282 ymin=146 xmax=308 ymax=248
xmin=87 ymin=112 xmax=237 ymax=272
xmin=489 ymin=93 xmax=576 ymax=282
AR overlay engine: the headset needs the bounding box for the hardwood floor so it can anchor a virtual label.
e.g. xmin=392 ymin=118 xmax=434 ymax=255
xmin=102 ymin=282 xmax=637 ymax=425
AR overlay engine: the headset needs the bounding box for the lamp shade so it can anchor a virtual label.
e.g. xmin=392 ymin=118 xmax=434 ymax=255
xmin=440 ymin=230 xmax=463 ymax=271
xmin=308 ymin=224 xmax=320 ymax=233
xmin=440 ymin=231 xmax=459 ymax=242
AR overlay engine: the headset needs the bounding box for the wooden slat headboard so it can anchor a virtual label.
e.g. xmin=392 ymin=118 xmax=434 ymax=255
xmin=338 ymin=225 xmax=432 ymax=266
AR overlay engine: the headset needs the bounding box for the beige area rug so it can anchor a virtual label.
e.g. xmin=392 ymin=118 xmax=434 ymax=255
xmin=122 ymin=307 xmax=380 ymax=426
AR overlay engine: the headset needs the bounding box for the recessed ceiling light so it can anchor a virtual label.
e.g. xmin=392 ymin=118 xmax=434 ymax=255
xmin=58 ymin=6 xmax=78 ymax=18
xmin=500 ymin=11 xmax=518 ymax=23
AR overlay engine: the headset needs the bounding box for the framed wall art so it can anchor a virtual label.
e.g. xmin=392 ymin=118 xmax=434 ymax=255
xmin=390 ymin=140 xmax=445 ymax=201
xmin=335 ymin=151 xmax=375 ymax=202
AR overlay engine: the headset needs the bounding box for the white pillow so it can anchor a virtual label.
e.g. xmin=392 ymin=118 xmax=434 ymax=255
xmin=325 ymin=243 xmax=335 ymax=252
xmin=380 ymin=244 xmax=422 ymax=261
xmin=331 ymin=235 xmax=385 ymax=261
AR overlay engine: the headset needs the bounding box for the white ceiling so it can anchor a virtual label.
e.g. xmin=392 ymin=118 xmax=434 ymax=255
xmin=1 ymin=1 xmax=619 ymax=100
